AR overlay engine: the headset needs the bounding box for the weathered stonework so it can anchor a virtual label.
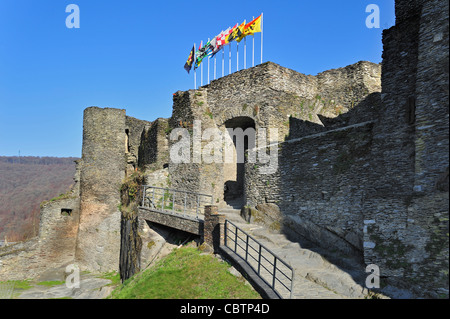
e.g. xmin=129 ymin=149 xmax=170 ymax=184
xmin=203 ymin=206 xmax=225 ymax=253
xmin=363 ymin=0 xmax=449 ymax=297
xmin=23 ymin=0 xmax=447 ymax=299
xmin=168 ymin=60 xmax=381 ymax=207
xmin=38 ymin=159 xmax=81 ymax=263
xmin=245 ymin=121 xmax=376 ymax=258
xmin=75 ymin=107 xmax=127 ymax=272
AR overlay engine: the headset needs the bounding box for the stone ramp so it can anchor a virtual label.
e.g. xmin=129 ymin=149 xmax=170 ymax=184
xmin=219 ymin=207 xmax=371 ymax=299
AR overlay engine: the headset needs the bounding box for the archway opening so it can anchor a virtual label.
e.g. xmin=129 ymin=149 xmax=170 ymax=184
xmin=223 ymin=117 xmax=256 ymax=207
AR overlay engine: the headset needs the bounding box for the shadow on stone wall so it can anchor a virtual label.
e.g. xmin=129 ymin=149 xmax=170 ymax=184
xmin=244 ymin=92 xmax=382 ymax=287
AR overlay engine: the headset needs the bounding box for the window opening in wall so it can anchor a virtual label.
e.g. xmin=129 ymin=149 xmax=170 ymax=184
xmin=61 ymin=208 xmax=72 ymax=216
xmin=125 ymin=129 xmax=130 ymax=153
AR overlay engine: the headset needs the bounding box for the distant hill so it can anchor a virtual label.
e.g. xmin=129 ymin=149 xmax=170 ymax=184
xmin=0 ymin=156 xmax=79 ymax=242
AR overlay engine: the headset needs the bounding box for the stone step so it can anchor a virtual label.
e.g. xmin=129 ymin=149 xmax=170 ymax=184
xmin=218 ymin=207 xmax=369 ymax=299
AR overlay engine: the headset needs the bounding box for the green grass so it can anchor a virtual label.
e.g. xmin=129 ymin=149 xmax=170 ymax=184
xmin=99 ymin=271 xmax=121 ymax=286
xmin=109 ymin=247 xmax=261 ymax=299
xmin=0 ymin=279 xmax=33 ymax=290
xmin=36 ymin=280 xmax=66 ymax=287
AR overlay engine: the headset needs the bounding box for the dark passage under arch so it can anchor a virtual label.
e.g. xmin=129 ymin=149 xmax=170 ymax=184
xmin=223 ymin=117 xmax=256 ymax=206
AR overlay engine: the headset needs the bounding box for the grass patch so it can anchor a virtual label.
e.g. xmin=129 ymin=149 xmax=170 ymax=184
xmin=36 ymin=280 xmax=66 ymax=287
xmin=99 ymin=271 xmax=121 ymax=286
xmin=109 ymin=247 xmax=261 ymax=299
xmin=0 ymin=279 xmax=33 ymax=290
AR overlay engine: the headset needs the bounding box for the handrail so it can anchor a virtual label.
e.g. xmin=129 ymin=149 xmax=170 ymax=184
xmin=140 ymin=185 xmax=214 ymax=219
xmin=224 ymin=219 xmax=294 ymax=299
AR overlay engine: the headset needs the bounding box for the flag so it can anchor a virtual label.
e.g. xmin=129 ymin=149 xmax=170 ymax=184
xmin=208 ymin=36 xmax=222 ymax=57
xmin=237 ymin=15 xmax=262 ymax=42
xmin=194 ymin=42 xmax=207 ymax=70
xmin=221 ymin=27 xmax=233 ymax=46
xmin=205 ymin=37 xmax=217 ymax=57
xmin=184 ymin=46 xmax=195 ymax=74
xmin=227 ymin=21 xmax=245 ymax=43
xmin=216 ymin=29 xmax=227 ymax=47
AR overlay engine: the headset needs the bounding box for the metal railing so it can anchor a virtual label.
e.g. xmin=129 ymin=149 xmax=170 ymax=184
xmin=141 ymin=185 xmax=213 ymax=220
xmin=224 ymin=220 xmax=294 ymax=299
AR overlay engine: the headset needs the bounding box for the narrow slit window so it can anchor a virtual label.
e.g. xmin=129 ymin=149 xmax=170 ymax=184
xmin=125 ymin=129 xmax=130 ymax=153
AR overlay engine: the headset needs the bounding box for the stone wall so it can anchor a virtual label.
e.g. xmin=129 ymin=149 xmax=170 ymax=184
xmin=36 ymin=159 xmax=81 ymax=269
xmin=245 ymin=120 xmax=376 ymax=257
xmin=363 ymin=0 xmax=449 ymax=297
xmin=76 ymin=107 xmax=127 ymax=272
xmin=169 ymin=61 xmax=381 ymax=207
xmin=413 ymin=1 xmax=449 ymax=293
xmin=138 ymin=118 xmax=170 ymax=172
xmin=38 ymin=198 xmax=80 ymax=267
xmin=125 ymin=116 xmax=152 ymax=175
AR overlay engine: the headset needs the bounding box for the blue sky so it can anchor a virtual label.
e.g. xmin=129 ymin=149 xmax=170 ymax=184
xmin=0 ymin=0 xmax=395 ymax=157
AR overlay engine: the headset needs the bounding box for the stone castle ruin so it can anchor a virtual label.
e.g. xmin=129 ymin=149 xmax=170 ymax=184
xmin=1 ymin=0 xmax=447 ymax=298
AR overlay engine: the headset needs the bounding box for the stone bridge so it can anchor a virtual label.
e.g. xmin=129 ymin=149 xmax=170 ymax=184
xmin=138 ymin=185 xmax=212 ymax=235
xmin=138 ymin=207 xmax=204 ymax=235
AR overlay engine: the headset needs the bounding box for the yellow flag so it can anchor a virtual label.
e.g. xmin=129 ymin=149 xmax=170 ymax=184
xmin=229 ymin=21 xmax=246 ymax=43
xmin=239 ymin=14 xmax=262 ymax=42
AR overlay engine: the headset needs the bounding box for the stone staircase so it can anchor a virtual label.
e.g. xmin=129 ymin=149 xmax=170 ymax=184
xmin=219 ymin=204 xmax=374 ymax=299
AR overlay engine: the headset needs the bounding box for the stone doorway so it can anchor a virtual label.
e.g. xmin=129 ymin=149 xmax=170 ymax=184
xmin=223 ymin=117 xmax=255 ymax=207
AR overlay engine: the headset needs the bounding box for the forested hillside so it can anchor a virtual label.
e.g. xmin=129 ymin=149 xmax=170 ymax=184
xmin=0 ymin=156 xmax=78 ymax=242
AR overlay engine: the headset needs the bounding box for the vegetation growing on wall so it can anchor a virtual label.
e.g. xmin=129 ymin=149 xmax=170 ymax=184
xmin=119 ymin=170 xmax=145 ymax=282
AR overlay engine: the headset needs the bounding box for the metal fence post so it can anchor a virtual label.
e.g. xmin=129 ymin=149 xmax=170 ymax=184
xmin=258 ymin=245 xmax=262 ymax=275
xmin=152 ymin=188 xmax=155 ymax=208
xmin=234 ymin=226 xmax=238 ymax=252
xmin=141 ymin=186 xmax=146 ymax=207
xmin=245 ymin=235 xmax=249 ymax=261
xmin=224 ymin=220 xmax=228 ymax=247
xmin=272 ymin=257 xmax=277 ymax=290
xmin=172 ymin=191 xmax=175 ymax=213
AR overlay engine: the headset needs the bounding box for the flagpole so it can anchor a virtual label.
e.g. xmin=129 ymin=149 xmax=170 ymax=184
xmin=252 ymin=16 xmax=255 ymax=67
xmin=244 ymin=37 xmax=246 ymax=70
xmin=207 ymin=38 xmax=210 ymax=84
xmin=252 ymin=35 xmax=255 ymax=67
xmin=222 ymin=47 xmax=224 ymax=77
xmin=201 ymin=59 xmax=203 ymax=87
xmin=261 ymin=12 xmax=263 ymax=64
xmin=194 ymin=43 xmax=197 ymax=89
xmin=229 ymin=44 xmax=231 ymax=75
xmin=237 ymin=41 xmax=239 ymax=72
xmin=214 ymin=55 xmax=216 ymax=80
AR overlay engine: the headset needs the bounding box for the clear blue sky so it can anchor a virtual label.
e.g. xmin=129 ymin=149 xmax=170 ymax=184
xmin=0 ymin=0 xmax=395 ymax=157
